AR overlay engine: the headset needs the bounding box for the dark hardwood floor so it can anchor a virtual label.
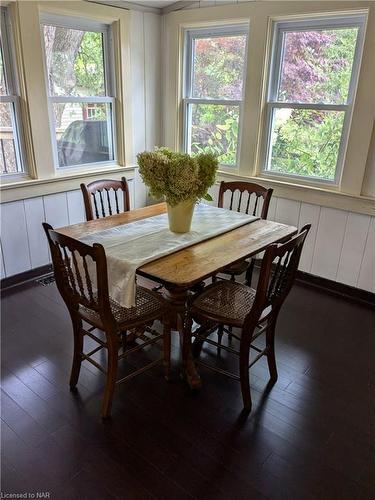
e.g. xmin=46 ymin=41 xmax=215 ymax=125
xmin=1 ymin=277 xmax=375 ymax=499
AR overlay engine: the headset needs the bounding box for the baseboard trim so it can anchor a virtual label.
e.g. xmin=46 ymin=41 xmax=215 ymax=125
xmin=296 ymin=271 xmax=375 ymax=308
xmin=1 ymin=264 xmax=374 ymax=307
xmin=1 ymin=264 xmax=53 ymax=291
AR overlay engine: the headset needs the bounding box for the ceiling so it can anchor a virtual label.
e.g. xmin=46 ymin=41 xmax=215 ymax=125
xmin=130 ymin=1 xmax=177 ymax=7
xmin=88 ymin=0 xmax=193 ymax=14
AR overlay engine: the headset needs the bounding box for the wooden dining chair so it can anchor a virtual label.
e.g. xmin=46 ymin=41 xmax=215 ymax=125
xmin=80 ymin=177 xmax=130 ymax=221
xmin=43 ymin=222 xmax=171 ymax=419
xmin=184 ymin=224 xmax=310 ymax=412
xmin=217 ymin=181 xmax=273 ymax=286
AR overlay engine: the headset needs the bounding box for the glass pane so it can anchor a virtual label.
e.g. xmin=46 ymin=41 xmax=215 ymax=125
xmin=43 ymin=26 xmax=105 ymax=97
xmin=0 ymin=102 xmax=22 ymax=174
xmin=192 ymin=34 xmax=247 ymax=99
xmin=53 ymin=102 xmax=113 ymax=167
xmin=277 ymin=28 xmax=358 ymax=104
xmin=267 ymin=108 xmax=345 ymax=180
xmin=189 ymin=103 xmax=240 ymax=166
xmin=0 ymin=41 xmax=6 ymax=95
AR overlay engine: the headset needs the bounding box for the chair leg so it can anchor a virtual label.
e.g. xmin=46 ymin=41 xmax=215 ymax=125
xmin=245 ymin=259 xmax=255 ymax=287
xmin=121 ymin=331 xmax=127 ymax=352
xmin=192 ymin=322 xmax=211 ymax=359
xmin=182 ymin=312 xmax=193 ymax=370
xmin=163 ymin=317 xmax=172 ymax=381
xmin=266 ymin=320 xmax=278 ymax=382
xmin=228 ymin=325 xmax=233 ymax=342
xmin=217 ymin=324 xmax=224 ymax=355
xmin=239 ymin=336 xmax=252 ymax=411
xmin=69 ymin=316 xmax=83 ymax=390
xmin=101 ymin=336 xmax=119 ymax=419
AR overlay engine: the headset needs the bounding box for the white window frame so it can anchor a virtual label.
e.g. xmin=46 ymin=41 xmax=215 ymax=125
xmin=40 ymin=13 xmax=117 ymax=171
xmin=262 ymin=14 xmax=366 ymax=186
xmin=0 ymin=6 xmax=27 ymax=178
xmin=182 ymin=24 xmax=249 ymax=168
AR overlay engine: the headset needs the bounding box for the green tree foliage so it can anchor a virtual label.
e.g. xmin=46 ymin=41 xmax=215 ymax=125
xmin=44 ymin=27 xmax=105 ymax=126
xmin=74 ymin=31 xmax=105 ymax=97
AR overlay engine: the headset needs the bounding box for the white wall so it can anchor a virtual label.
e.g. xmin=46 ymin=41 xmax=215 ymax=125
xmin=362 ymin=123 xmax=375 ymax=197
xmin=130 ymin=11 xmax=162 ymax=208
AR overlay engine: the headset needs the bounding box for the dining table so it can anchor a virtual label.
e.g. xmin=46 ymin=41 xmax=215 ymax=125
xmin=57 ymin=202 xmax=297 ymax=388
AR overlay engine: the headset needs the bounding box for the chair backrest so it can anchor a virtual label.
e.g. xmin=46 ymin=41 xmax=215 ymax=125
xmin=80 ymin=177 xmax=130 ymax=221
xmin=43 ymin=223 xmax=113 ymax=323
xmin=218 ymin=181 xmax=273 ymax=219
xmin=248 ymin=224 xmax=311 ymax=322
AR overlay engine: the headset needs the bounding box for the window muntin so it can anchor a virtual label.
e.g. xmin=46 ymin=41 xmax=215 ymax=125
xmin=41 ymin=17 xmax=115 ymax=169
xmin=183 ymin=25 xmax=248 ymax=167
xmin=0 ymin=8 xmax=26 ymax=176
xmin=263 ymin=16 xmax=365 ymax=183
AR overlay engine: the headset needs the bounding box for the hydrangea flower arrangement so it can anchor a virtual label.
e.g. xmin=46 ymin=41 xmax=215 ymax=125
xmin=137 ymin=148 xmax=218 ymax=206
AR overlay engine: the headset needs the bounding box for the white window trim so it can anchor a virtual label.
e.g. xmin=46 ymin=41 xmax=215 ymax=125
xmin=39 ymin=13 xmax=117 ymax=171
xmin=261 ymin=14 xmax=367 ymax=187
xmin=0 ymin=6 xmax=27 ymax=179
xmin=182 ymin=24 xmax=249 ymax=168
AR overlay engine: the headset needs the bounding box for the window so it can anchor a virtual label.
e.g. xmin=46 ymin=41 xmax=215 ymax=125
xmin=0 ymin=7 xmax=26 ymax=176
xmin=41 ymin=16 xmax=116 ymax=169
xmin=263 ymin=15 xmax=366 ymax=184
xmin=183 ymin=25 xmax=248 ymax=167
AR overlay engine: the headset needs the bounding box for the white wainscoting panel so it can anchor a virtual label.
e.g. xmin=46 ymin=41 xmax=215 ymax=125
xmin=67 ymin=190 xmax=85 ymax=225
xmin=0 ymin=243 xmax=5 ymax=279
xmin=298 ymin=203 xmax=321 ymax=274
xmin=128 ymin=179 xmax=135 ymax=210
xmin=358 ymin=217 xmax=375 ymax=292
xmin=207 ymin=183 xmax=220 ymax=206
xmin=267 ymin=195 xmax=278 ymax=222
xmin=1 ymin=183 xmax=374 ymax=294
xmin=1 ymin=200 xmax=31 ymax=276
xmin=44 ymin=193 xmax=69 ymax=229
xmin=274 ymin=198 xmax=301 ymax=227
xmin=311 ymin=207 xmax=348 ymax=281
xmin=24 ymin=197 xmax=49 ymax=268
xmin=336 ymin=212 xmax=372 ymax=287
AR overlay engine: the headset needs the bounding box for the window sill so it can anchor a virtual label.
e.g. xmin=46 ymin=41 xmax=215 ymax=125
xmin=217 ymin=170 xmax=375 ymax=217
xmin=0 ymin=165 xmax=135 ymax=203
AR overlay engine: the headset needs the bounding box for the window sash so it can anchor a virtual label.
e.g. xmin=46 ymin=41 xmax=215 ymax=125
xmin=185 ymin=25 xmax=249 ymax=101
xmin=40 ymin=16 xmax=116 ymax=169
xmin=183 ymin=25 xmax=248 ymax=168
xmin=262 ymin=14 xmax=366 ymax=185
xmin=48 ymin=98 xmax=116 ymax=170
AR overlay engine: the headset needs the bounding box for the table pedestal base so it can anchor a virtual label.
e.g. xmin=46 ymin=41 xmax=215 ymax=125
xmin=163 ymin=286 xmax=202 ymax=390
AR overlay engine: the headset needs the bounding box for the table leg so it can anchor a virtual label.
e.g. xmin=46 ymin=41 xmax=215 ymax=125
xmin=163 ymin=286 xmax=202 ymax=390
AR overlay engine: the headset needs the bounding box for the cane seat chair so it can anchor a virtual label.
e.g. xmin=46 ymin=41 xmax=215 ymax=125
xmin=217 ymin=181 xmax=273 ymax=286
xmin=185 ymin=225 xmax=310 ymax=411
xmin=80 ymin=177 xmax=130 ymax=221
xmin=43 ymin=223 xmax=171 ymax=419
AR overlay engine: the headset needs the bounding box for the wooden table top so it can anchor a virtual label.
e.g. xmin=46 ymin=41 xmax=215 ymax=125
xmin=57 ymin=203 xmax=297 ymax=288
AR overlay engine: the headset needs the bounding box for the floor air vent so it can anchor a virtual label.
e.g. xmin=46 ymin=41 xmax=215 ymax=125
xmin=36 ymin=275 xmax=55 ymax=286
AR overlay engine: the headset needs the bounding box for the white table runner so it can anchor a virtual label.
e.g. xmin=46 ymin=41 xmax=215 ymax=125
xmin=79 ymin=204 xmax=258 ymax=308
